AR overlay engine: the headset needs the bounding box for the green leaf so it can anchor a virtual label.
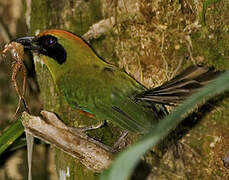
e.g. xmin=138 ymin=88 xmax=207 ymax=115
xmin=8 ymin=137 xmax=27 ymax=152
xmin=100 ymin=71 xmax=229 ymax=180
xmin=0 ymin=118 xmax=24 ymax=155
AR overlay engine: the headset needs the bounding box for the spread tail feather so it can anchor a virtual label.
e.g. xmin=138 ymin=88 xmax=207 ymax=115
xmin=135 ymin=65 xmax=222 ymax=105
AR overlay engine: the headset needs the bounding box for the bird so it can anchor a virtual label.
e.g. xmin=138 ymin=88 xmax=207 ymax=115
xmin=12 ymin=29 xmax=220 ymax=134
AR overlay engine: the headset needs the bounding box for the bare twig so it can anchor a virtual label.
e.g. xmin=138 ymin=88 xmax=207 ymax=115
xmin=21 ymin=111 xmax=115 ymax=172
xmin=82 ymin=17 xmax=115 ymax=41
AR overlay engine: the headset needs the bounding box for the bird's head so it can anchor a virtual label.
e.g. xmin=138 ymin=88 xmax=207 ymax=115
xmin=12 ymin=29 xmax=95 ymax=80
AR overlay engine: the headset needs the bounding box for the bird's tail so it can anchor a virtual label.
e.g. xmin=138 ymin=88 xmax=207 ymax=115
xmin=135 ymin=65 xmax=222 ymax=106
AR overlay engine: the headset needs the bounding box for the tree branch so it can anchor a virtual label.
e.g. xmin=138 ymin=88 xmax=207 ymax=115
xmin=21 ymin=111 xmax=114 ymax=172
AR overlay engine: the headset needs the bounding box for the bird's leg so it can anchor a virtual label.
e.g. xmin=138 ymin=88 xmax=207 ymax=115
xmin=76 ymin=120 xmax=107 ymax=133
xmin=113 ymin=130 xmax=129 ymax=150
xmin=40 ymin=111 xmax=115 ymax=153
xmin=75 ymin=109 xmax=107 ymax=132
xmin=41 ymin=111 xmax=127 ymax=151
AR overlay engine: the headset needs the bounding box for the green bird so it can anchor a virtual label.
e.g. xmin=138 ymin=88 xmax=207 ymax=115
xmin=13 ymin=29 xmax=220 ymax=133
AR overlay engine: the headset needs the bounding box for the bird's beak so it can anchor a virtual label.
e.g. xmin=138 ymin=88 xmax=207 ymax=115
xmin=12 ymin=36 xmax=39 ymax=51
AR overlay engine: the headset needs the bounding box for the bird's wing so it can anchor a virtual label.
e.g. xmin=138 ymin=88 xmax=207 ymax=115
xmin=135 ymin=65 xmax=221 ymax=105
xmin=57 ymin=66 xmax=161 ymax=133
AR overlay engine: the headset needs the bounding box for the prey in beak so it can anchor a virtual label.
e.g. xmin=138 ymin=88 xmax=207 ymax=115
xmin=0 ymin=38 xmax=33 ymax=115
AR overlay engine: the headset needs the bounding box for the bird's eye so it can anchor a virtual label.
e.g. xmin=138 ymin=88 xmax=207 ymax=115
xmin=36 ymin=34 xmax=66 ymax=64
xmin=45 ymin=36 xmax=56 ymax=47
xmin=38 ymin=35 xmax=57 ymax=48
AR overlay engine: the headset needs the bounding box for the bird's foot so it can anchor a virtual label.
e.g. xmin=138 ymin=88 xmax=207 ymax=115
xmin=113 ymin=130 xmax=129 ymax=150
xmin=78 ymin=121 xmax=107 ymax=133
